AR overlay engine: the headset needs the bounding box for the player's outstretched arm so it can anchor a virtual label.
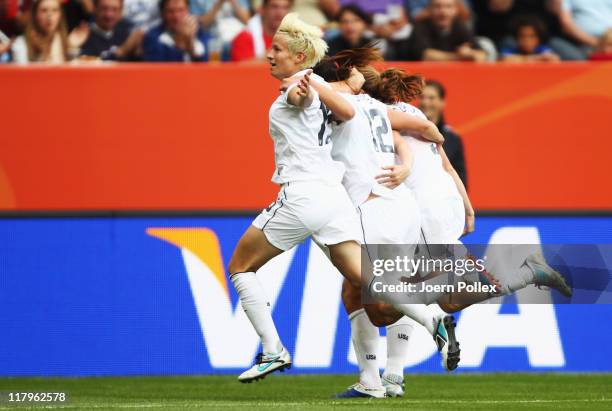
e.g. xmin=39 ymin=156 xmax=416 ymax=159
xmin=439 ymin=144 xmax=475 ymax=235
xmin=387 ymin=109 xmax=444 ymax=144
xmin=307 ymin=76 xmax=355 ymax=122
xmin=286 ymin=70 xmax=354 ymax=121
xmin=287 ymin=71 xmax=315 ymax=108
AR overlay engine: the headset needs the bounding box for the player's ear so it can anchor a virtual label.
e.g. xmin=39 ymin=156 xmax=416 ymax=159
xmin=294 ymin=51 xmax=306 ymax=66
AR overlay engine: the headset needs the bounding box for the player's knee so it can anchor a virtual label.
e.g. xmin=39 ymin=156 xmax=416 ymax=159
xmin=341 ymin=281 xmax=351 ymax=302
xmin=341 ymin=281 xmax=362 ymax=313
xmin=363 ymin=305 xmax=388 ymax=327
xmin=369 ymin=316 xmax=387 ymax=327
xmin=228 ymin=256 xmax=254 ymax=276
xmin=438 ymin=302 xmax=466 ymax=313
xmin=331 ymin=256 xmax=361 ymax=288
xmin=367 ymin=311 xmax=389 ymax=327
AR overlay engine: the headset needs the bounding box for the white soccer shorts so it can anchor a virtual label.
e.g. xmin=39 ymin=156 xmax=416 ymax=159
xmin=252 ymin=181 xmax=362 ymax=251
xmin=418 ymin=195 xmax=465 ymax=245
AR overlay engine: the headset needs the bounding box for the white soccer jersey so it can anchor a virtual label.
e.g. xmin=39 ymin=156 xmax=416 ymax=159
xmin=391 ymin=102 xmax=459 ymax=201
xmin=391 ymin=102 xmax=464 ymax=243
xmin=331 ymin=93 xmax=396 ymax=207
xmin=269 ymin=71 xmax=345 ymax=185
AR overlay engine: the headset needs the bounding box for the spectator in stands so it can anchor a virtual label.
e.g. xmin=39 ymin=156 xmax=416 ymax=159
xmin=549 ymin=0 xmax=612 ymax=60
xmin=500 ymin=15 xmax=560 ymax=62
xmin=0 ymin=42 xmax=9 ymax=62
xmin=1 ymin=27 xmax=11 ymax=61
xmin=231 ymin=0 xmax=290 ymax=62
xmin=326 ymin=4 xmax=372 ymax=56
xmin=340 ymin=0 xmax=410 ymax=59
xmin=404 ymin=0 xmax=470 ymax=23
xmin=470 ymin=1 xmax=558 ymax=46
xmin=590 ymin=28 xmax=612 ymax=61
xmin=404 ymin=0 xmax=487 ymax=61
xmin=1 ymin=0 xmax=27 ymax=37
xmin=142 ymin=0 xmax=209 ymax=61
xmin=0 ymin=0 xmax=17 ymax=62
xmin=471 ymin=0 xmax=608 ymax=61
xmin=291 ymin=0 xmax=339 ymax=28
xmin=123 ymin=0 xmax=160 ymax=30
xmin=191 ymin=0 xmax=249 ymax=52
xmin=11 ymin=0 xmax=89 ymax=63
xmin=62 ymin=0 xmax=93 ymax=31
xmin=420 ymin=80 xmax=468 ymax=188
xmin=79 ymin=0 xmax=143 ymax=60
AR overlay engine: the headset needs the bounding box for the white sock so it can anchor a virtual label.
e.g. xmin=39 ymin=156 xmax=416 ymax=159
xmin=384 ymin=317 xmax=414 ymax=377
xmin=392 ymin=303 xmax=438 ymax=335
xmin=499 ymin=266 xmax=536 ymax=295
xmin=520 ymin=265 xmax=536 ymax=285
xmin=349 ymin=308 xmax=383 ymax=389
xmin=231 ymin=272 xmax=282 ymax=355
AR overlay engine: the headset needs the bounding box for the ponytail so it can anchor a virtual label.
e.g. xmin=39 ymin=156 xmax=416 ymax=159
xmin=313 ymin=44 xmax=382 ymax=82
xmin=376 ymin=68 xmax=424 ymax=104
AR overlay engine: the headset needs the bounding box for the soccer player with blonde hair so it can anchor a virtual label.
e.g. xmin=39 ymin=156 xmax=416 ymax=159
xmin=228 ymin=13 xmax=367 ymax=383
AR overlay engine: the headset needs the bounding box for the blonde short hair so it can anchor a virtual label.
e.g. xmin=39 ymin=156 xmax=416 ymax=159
xmin=277 ymin=12 xmax=328 ymax=69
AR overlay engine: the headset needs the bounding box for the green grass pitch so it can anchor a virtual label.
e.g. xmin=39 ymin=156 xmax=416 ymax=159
xmin=0 ymin=374 xmax=611 ymax=410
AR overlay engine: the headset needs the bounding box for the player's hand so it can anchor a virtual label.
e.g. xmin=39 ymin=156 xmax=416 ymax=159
xmin=462 ymin=213 xmax=475 ymax=237
xmin=296 ymin=69 xmax=312 ymax=98
xmin=376 ymin=164 xmax=410 ymax=188
xmin=423 ymin=121 xmax=444 ymax=143
xmin=280 ymin=74 xmax=302 ymax=92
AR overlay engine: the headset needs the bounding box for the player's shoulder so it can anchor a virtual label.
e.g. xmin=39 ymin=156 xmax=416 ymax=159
xmin=358 ymin=94 xmax=388 ymax=111
xmin=293 ymin=70 xmax=330 ymax=89
xmin=276 ymin=70 xmax=330 ymax=107
xmin=391 ymin=102 xmax=426 ymax=119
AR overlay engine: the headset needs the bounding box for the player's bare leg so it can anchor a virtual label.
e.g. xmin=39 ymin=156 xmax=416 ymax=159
xmin=228 ymin=226 xmax=291 ymax=383
xmin=229 ymin=226 xmax=284 ymax=274
xmin=327 ymin=240 xmax=363 ymax=289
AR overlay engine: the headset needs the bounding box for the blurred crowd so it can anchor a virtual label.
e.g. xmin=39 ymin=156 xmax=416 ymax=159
xmin=1 ymin=0 xmax=612 ymax=63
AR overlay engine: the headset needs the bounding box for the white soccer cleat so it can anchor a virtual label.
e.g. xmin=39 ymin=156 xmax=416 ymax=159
xmin=334 ymin=382 xmax=386 ymax=398
xmin=525 ymin=252 xmax=573 ymax=297
xmin=237 ymin=347 xmax=292 ymax=383
xmin=433 ymin=315 xmax=460 ymax=371
xmin=381 ymin=373 xmax=405 ymax=397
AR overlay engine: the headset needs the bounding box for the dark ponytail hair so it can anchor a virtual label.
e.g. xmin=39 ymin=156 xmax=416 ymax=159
xmin=313 ymin=44 xmax=382 ymax=82
xmin=375 ymin=68 xmax=424 ymax=104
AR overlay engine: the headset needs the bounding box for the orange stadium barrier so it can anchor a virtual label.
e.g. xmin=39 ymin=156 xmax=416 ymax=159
xmin=1 ymin=62 xmax=611 ymax=211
